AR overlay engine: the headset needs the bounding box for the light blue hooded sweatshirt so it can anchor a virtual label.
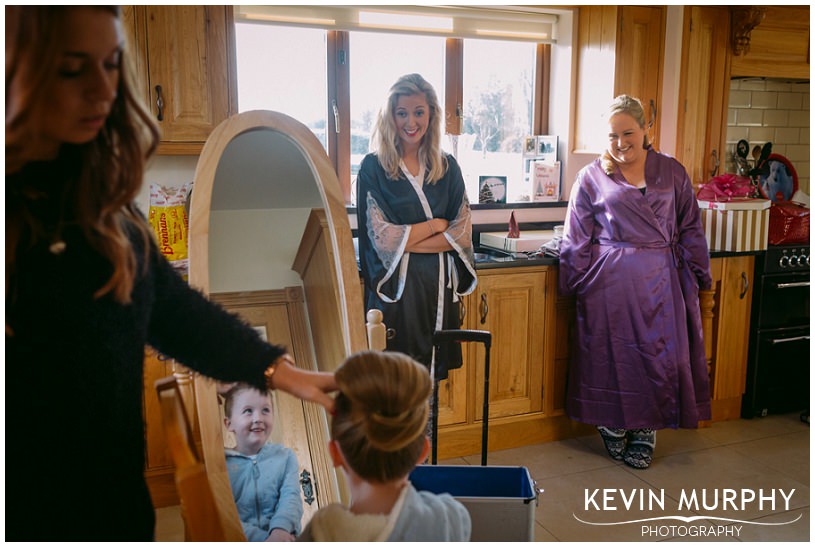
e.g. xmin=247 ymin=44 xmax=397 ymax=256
xmin=297 ymin=483 xmax=471 ymax=541
xmin=226 ymin=443 xmax=303 ymax=541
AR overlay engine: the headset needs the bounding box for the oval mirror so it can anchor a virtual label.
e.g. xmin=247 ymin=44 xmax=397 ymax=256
xmin=187 ymin=110 xmax=366 ymax=537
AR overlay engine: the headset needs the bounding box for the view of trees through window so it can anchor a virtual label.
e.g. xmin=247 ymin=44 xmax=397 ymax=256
xmin=458 ymin=40 xmax=535 ymax=203
xmin=235 ymin=22 xmax=538 ymax=205
xmin=349 ymin=32 xmax=445 ymax=203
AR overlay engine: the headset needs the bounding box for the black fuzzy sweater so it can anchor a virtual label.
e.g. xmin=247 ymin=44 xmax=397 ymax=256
xmin=6 ymin=160 xmax=285 ymax=541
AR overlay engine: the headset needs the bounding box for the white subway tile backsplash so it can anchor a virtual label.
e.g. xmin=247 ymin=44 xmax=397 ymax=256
xmin=729 ymin=90 xmax=752 ymax=108
xmin=727 ymin=108 xmax=737 ymax=125
xmin=762 ymin=109 xmax=789 ymax=127
xmin=785 ymin=144 xmax=810 ymax=163
xmin=728 ymin=79 xmax=809 ymax=194
xmin=774 ymin=127 xmax=802 ymax=144
xmin=750 ymin=91 xmax=778 ymax=109
xmin=777 ymin=92 xmax=804 ymax=110
xmin=726 ymin=126 xmax=750 ymax=142
xmin=736 ymin=108 xmax=764 ymax=126
xmin=765 ymin=80 xmax=794 ymax=92
xmin=771 ymin=144 xmax=787 ymax=156
xmin=747 ymin=127 xmax=775 ymax=143
xmin=737 ymin=79 xmax=767 ymax=91
xmin=787 ymin=111 xmax=810 ymax=128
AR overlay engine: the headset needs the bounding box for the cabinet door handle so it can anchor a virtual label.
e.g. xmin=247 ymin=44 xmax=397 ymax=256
xmin=739 ymin=271 xmax=749 ymax=299
xmin=155 ymin=84 xmax=164 ymax=122
xmin=479 ymin=293 xmax=488 ymax=324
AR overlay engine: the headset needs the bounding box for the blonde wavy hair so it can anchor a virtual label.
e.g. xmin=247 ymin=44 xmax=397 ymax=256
xmin=371 ymin=73 xmax=446 ymax=184
xmin=332 ymin=351 xmax=431 ymax=483
xmin=6 ymin=6 xmax=160 ymax=305
xmin=600 ymin=94 xmax=650 ymax=175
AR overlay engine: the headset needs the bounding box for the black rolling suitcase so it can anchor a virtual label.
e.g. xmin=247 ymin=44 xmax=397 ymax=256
xmin=430 ymin=329 xmax=491 ymax=465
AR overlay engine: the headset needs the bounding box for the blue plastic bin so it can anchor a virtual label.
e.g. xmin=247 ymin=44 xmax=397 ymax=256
xmin=409 ymin=465 xmax=539 ymax=541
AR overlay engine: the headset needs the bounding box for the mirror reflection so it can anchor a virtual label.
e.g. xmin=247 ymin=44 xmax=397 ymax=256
xmin=191 ymin=112 xmax=363 ymax=539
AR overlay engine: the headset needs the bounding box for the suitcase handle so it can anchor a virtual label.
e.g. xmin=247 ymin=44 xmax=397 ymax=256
xmin=431 ymin=329 xmax=491 ymax=466
xmin=433 ymin=329 xmax=491 ymax=346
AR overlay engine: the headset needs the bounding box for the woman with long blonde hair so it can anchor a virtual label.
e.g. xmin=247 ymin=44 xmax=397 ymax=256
xmin=6 ymin=6 xmax=336 ymax=540
xmin=356 ymin=74 xmax=476 ymax=384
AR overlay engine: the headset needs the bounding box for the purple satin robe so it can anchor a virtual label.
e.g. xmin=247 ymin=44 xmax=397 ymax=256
xmin=559 ymin=148 xmax=712 ymax=429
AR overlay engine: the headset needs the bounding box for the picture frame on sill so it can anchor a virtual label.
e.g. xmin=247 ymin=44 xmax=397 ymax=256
xmin=478 ymin=175 xmax=507 ymax=204
xmin=523 ymin=136 xmax=537 ymax=157
xmin=536 ymin=135 xmax=558 ymax=163
xmin=531 ymin=160 xmax=561 ymax=202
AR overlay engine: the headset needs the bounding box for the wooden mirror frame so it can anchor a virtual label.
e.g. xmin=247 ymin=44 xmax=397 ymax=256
xmin=187 ymin=110 xmax=367 ymax=536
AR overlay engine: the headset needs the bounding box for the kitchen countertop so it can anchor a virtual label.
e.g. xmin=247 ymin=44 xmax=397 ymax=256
xmin=354 ymin=236 xmax=764 ymax=272
xmin=473 ymin=249 xmax=764 ymax=270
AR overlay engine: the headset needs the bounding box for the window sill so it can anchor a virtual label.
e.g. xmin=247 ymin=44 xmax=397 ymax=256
xmin=470 ymin=201 xmax=568 ymax=210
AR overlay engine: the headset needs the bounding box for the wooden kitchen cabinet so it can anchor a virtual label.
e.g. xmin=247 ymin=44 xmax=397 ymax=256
xmin=467 ymin=269 xmax=546 ymax=420
xmin=573 ymin=5 xmax=666 ymax=153
xmin=143 ymin=347 xmax=181 ymax=508
xmin=675 ymin=6 xmax=731 ymax=188
xmin=122 ymin=6 xmax=237 ymax=155
xmin=707 ymin=255 xmax=756 ymax=421
xmin=435 ymin=266 xmax=587 ymax=459
xmin=730 ymin=6 xmax=810 ymax=80
xmin=381 ymin=266 xmax=549 ymax=429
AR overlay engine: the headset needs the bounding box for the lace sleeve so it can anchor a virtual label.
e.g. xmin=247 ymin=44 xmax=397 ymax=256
xmin=443 ymin=195 xmax=477 ymax=296
xmin=366 ymin=192 xmax=410 ymax=272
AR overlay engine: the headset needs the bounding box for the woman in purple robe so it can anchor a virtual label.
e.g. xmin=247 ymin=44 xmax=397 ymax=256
xmin=559 ymin=95 xmax=712 ymax=469
xmin=356 ymin=74 xmax=477 ymax=380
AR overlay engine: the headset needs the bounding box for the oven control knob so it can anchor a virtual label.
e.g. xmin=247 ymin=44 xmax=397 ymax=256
xmin=807 ymin=255 xmax=811 ymax=267
xmin=779 ymin=255 xmax=790 ymax=268
xmin=790 ymin=255 xmax=799 ymax=267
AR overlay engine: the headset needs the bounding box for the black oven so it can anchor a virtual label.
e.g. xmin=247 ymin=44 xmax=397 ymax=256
xmin=742 ymin=245 xmax=810 ymax=418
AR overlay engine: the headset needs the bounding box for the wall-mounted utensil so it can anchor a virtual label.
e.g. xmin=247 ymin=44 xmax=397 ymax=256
xmin=735 ymin=139 xmax=750 ymax=176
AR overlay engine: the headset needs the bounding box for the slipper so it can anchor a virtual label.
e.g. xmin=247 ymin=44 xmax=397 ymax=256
xmin=623 ymin=429 xmax=656 ymax=469
xmin=596 ymin=426 xmax=627 ymax=460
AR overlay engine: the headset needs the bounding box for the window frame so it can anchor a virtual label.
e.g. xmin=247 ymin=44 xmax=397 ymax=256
xmin=234 ymin=10 xmax=554 ymax=205
xmin=331 ymin=36 xmax=551 ymax=205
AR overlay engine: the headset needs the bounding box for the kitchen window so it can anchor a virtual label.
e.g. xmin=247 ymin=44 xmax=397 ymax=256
xmin=234 ymin=5 xmax=559 ymax=205
xmin=234 ymin=24 xmax=327 ymax=148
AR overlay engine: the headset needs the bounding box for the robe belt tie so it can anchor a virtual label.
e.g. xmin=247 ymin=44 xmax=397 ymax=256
xmin=594 ymin=238 xmax=685 ymax=269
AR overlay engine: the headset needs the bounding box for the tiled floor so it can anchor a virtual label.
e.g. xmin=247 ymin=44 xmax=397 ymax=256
xmin=439 ymin=412 xmax=810 ymax=542
xmin=155 ymin=413 xmax=809 ymax=542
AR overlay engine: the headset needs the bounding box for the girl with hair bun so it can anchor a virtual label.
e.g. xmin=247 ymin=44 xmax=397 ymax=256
xmin=298 ymin=351 xmax=471 ymax=541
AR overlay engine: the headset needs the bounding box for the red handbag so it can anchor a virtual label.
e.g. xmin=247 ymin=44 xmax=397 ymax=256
xmin=768 ymin=201 xmax=810 ymax=245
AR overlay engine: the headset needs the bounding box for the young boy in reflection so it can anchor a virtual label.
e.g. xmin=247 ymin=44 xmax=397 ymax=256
xmin=224 ymin=384 xmax=303 ymax=541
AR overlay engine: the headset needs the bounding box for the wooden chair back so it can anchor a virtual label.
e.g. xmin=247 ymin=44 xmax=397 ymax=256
xmin=155 ymin=376 xmax=245 ymax=541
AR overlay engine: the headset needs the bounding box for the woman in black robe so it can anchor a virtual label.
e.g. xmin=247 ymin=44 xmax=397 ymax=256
xmin=356 ymin=74 xmax=477 ymax=381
